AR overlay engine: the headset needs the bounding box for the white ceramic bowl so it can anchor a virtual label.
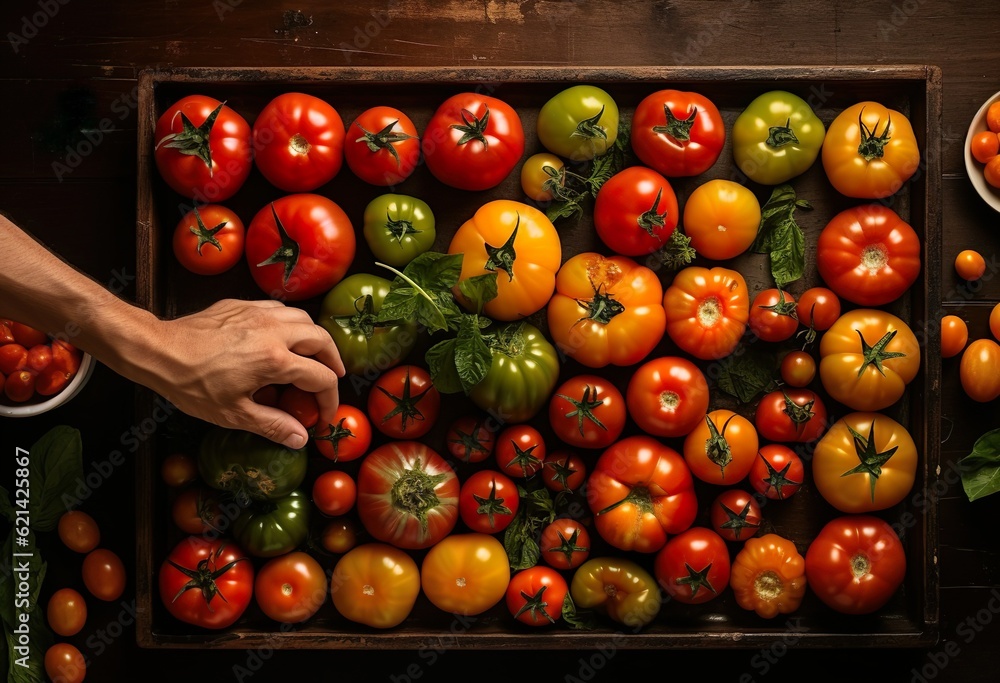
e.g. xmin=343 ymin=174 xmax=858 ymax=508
xmin=0 ymin=352 xmax=96 ymax=418
xmin=964 ymin=90 xmax=1000 ymax=213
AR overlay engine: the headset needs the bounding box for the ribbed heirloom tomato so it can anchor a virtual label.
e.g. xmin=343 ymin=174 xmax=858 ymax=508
xmin=172 ymin=204 xmax=245 ymax=275
xmin=730 ymin=534 xmax=807 ymax=619
xmin=626 ymin=356 xmax=710 ymax=438
xmin=654 ymin=527 xmax=731 ymax=605
xmin=631 ymin=89 xmax=726 ymax=177
xmin=449 ymin=200 xmax=561 ymax=321
xmin=593 ymin=166 xmax=679 ymax=256
xmin=331 ymin=543 xmax=420 ymax=628
xmin=663 ymin=266 xmax=749 ymax=361
xmin=587 ymin=436 xmax=698 ymax=553
xmin=421 ymin=534 xmax=510 ymax=616
xmin=548 ymin=374 xmax=626 ymax=449
xmin=683 ymin=410 xmax=759 ymax=485
xmin=570 ymin=557 xmax=662 ymax=628
xmin=548 ymin=252 xmax=665 ymax=368
xmin=344 ymin=105 xmax=420 ymax=186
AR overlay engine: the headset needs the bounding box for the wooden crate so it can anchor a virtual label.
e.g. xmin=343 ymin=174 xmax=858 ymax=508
xmin=135 ymin=65 xmax=941 ymax=649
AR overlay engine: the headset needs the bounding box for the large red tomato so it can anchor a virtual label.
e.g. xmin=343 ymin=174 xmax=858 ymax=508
xmin=422 ymin=93 xmax=524 ymax=191
xmin=663 ymin=266 xmax=749 ymax=361
xmin=626 ymin=356 xmax=710 ymax=438
xmin=158 ymin=537 xmax=253 ymax=629
xmin=654 ymin=527 xmax=731 ymax=605
xmin=344 ymin=106 xmax=421 ymax=186
xmin=252 ymin=92 xmax=345 ymax=192
xmin=154 ymin=95 xmax=252 ymax=201
xmin=630 ymin=90 xmax=726 ymax=177
xmin=356 ymin=441 xmax=459 ymax=549
xmin=593 ymin=166 xmax=679 ymax=256
xmin=245 ymin=193 xmax=355 ymax=301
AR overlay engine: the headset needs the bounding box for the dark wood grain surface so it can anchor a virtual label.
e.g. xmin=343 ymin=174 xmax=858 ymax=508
xmin=1 ymin=1 xmax=998 ymax=681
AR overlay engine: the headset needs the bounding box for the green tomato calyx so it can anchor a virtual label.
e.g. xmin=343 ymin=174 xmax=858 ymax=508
xmin=766 ymin=118 xmax=800 ymax=148
xmin=355 ymin=119 xmax=414 ymax=167
xmin=857 ymin=329 xmax=906 ymax=378
xmin=450 ymin=106 xmax=491 ymax=148
xmin=857 ymin=109 xmax=892 ymax=162
xmin=156 ymin=102 xmax=224 ymax=171
xmin=652 ymin=104 xmax=697 ymax=142
xmin=570 ymin=105 xmax=609 ymax=141
xmin=389 ymin=458 xmax=448 ymax=529
xmin=256 ymin=204 xmax=300 ymax=285
xmin=188 ymin=207 xmax=228 ymax=255
xmin=842 ymin=421 xmax=899 ymax=502
xmin=484 ymin=214 xmax=519 ymax=281
xmin=637 ymin=187 xmax=668 ymax=238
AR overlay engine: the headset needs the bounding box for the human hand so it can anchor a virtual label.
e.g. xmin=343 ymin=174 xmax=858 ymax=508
xmin=136 ymin=299 xmax=344 ymax=448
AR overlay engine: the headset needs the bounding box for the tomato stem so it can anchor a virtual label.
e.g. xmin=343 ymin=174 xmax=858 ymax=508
xmin=765 ymin=118 xmax=799 ymax=147
xmin=450 ymin=106 xmax=491 ymax=148
xmin=546 ymin=528 xmax=587 ymax=567
xmin=675 ymin=561 xmax=718 ymax=600
xmin=754 ymin=570 xmax=784 ymax=600
xmin=156 ymin=102 xmax=225 ymax=171
xmin=570 ymin=105 xmax=609 ymax=141
xmin=256 ymin=204 xmax=300 ymax=285
xmin=313 ymin=417 xmax=356 ymax=462
xmin=188 ymin=206 xmax=227 ymax=255
xmin=857 ymin=108 xmax=892 ymax=162
xmin=577 ymin=281 xmax=625 ymax=325
xmin=652 ymin=104 xmax=697 ymax=142
xmin=389 ymin=458 xmax=448 ymax=530
xmin=354 ymin=119 xmax=415 ymax=167
xmin=556 ymin=384 xmax=608 ymax=437
xmin=841 ymin=421 xmax=899 ymax=502
xmin=636 ymin=187 xmax=667 ymax=238
xmin=856 ymin=329 xmax=907 ymax=378
xmin=472 ymin=476 xmax=512 ymax=530
xmin=483 ymin=214 xmax=519 ymax=281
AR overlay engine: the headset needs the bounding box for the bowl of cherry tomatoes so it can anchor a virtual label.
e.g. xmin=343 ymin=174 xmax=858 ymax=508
xmin=0 ymin=320 xmax=95 ymax=417
xmin=965 ymin=90 xmax=1000 ymax=212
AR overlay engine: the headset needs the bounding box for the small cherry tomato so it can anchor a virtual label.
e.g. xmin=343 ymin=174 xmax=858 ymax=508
xmin=989 ymin=102 xmax=1000 ymax=133
xmin=445 ymin=415 xmax=496 ymax=463
xmin=161 ymin=452 xmax=198 ymax=487
xmin=277 ymin=386 xmax=320 ymax=429
xmin=26 ymin=344 xmax=52 ymax=373
xmin=45 ymin=643 xmax=87 ymax=683
xmin=47 ymin=588 xmax=88 ymax=637
xmin=754 ymin=389 xmax=829 ymax=443
xmin=82 ymin=548 xmax=126 ymax=602
xmin=312 ymin=470 xmax=357 ymax=516
xmin=58 ymin=510 xmax=100 ymax=554
xmin=172 ymin=204 xmax=245 ymax=275
xmin=320 ymin=519 xmax=359 ymax=554
xmin=4 ymin=369 xmax=34 ymax=402
xmin=520 ymin=153 xmax=566 ymax=202
xmin=780 ymin=351 xmax=817 ymax=387
xmin=710 ymin=490 xmax=762 ymax=543
xmin=495 ymin=425 xmax=546 ymax=479
xmin=314 ymin=404 xmax=372 ymax=463
xmin=955 ymin=249 xmax=987 ymax=281
xmin=541 ymin=451 xmax=587 ymax=493
xmin=991 ymin=303 xmax=1000 ymax=342
xmin=749 ymin=289 xmax=798 ymax=343
xmin=986 ymin=154 xmax=1000 ymax=189
xmin=459 ymin=470 xmax=520 ymax=534
xmin=970 ymin=130 xmax=1000 ymax=163
xmin=960 ymin=338 xmax=1000 ymax=402
xmin=941 ymin=315 xmax=969 ymax=359
xmin=750 ymin=445 xmax=804 ymax=500
xmin=540 ymin=519 xmax=591 ymax=570
xmin=796 ymin=287 xmax=842 ymax=332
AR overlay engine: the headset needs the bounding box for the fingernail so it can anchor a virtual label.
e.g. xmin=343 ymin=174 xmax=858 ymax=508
xmin=285 ymin=434 xmax=305 ymax=449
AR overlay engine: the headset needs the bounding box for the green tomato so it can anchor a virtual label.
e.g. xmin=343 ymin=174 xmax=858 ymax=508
xmin=318 ymin=273 xmax=417 ymax=379
xmin=363 ymin=194 xmax=436 ymax=268
xmin=732 ymin=90 xmax=826 ymax=184
xmin=537 ymin=85 xmax=619 ymax=161
xmin=233 ymin=490 xmax=310 ymax=558
xmin=198 ymin=428 xmax=307 ymax=503
xmin=470 ymin=322 xmax=559 ymax=424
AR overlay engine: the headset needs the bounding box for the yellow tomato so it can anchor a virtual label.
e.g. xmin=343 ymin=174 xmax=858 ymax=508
xmin=681 ymin=179 xmax=761 ymax=260
xmin=520 ymin=153 xmax=566 ymax=202
xmin=330 ymin=543 xmax=420 ymax=629
xmin=420 ymin=534 xmax=510 ymax=616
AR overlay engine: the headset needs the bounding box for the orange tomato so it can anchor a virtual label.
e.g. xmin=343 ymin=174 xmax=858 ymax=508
xmin=331 ymin=543 xmax=420 ymax=628
xmin=970 ymin=130 xmax=1000 ymax=164
xmin=940 ymin=315 xmax=969 ymax=359
xmin=822 ymin=101 xmax=920 ymax=198
xmin=448 ymin=199 xmax=561 ymax=321
xmin=663 ymin=266 xmax=749 ymax=360
xmin=683 ymin=410 xmax=759 ymax=485
xmin=681 ymin=179 xmax=761 ymax=260
xmin=988 ymin=101 xmax=1000 ymax=133
xmin=520 ymin=153 xmax=566 ymax=202
xmin=47 ymin=588 xmax=87 ymax=637
xmin=960 ymin=339 xmax=1000 ymax=402
xmin=58 ymin=510 xmax=100 ymax=554
xmin=45 ymin=643 xmax=87 ymax=683
xmin=955 ymin=249 xmax=986 ymax=281
xmin=812 ymin=412 xmax=917 ymax=513
xmin=82 ymin=548 xmax=126 ymax=601
xmin=780 ymin=350 xmax=817 ymax=387
xmin=730 ymin=534 xmax=807 ymax=619
xmin=420 ymin=534 xmax=510 ymax=616
xmin=547 ymin=252 xmax=665 ymax=368
xmin=985 ymin=154 xmax=1000 ymax=189
xmin=991 ymin=303 xmax=1000 ymax=341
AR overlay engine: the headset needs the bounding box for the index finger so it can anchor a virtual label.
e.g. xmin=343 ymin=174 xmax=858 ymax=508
xmin=286 ymin=323 xmax=346 ymax=377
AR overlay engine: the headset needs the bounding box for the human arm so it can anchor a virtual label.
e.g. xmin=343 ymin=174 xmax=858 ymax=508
xmin=0 ymin=213 xmax=343 ymax=448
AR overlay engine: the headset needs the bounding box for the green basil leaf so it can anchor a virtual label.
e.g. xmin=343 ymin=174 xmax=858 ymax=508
xmin=455 ymin=315 xmax=492 ymax=394
xmin=959 ymin=429 xmax=1000 ymax=502
xmin=457 ymin=273 xmax=499 ymax=314
xmin=402 ymin=251 xmax=464 ymax=291
xmin=770 ymin=215 xmax=805 ymax=289
xmin=562 ymin=592 xmax=597 ymax=631
xmin=715 ymin=348 xmax=776 ymax=403
xmin=545 ymin=198 xmax=583 ymax=223
xmin=29 ymin=426 xmax=83 ymax=532
xmin=751 ymin=184 xmax=810 ymax=289
xmin=425 ymin=338 xmax=463 ymax=394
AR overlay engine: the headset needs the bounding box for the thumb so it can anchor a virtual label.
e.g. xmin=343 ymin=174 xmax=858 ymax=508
xmin=241 ymin=402 xmax=309 ymax=450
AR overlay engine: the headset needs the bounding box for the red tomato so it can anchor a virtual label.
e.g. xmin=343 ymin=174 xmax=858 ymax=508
xmin=252 ymin=384 xmax=280 ymax=407
xmin=631 ymin=89 xmax=726 ymax=177
xmin=780 ymin=350 xmax=817 ymax=387
xmin=26 ymin=344 xmax=52 ymax=373
xmin=254 ymin=551 xmax=328 ymax=623
xmin=4 ymin=370 xmax=34 ymax=403
xmin=252 ymin=92 xmax=345 ymax=192
xmin=805 ymin=515 xmax=906 ymax=615
xmin=540 ymin=519 xmax=591 ymax=570
xmin=368 ymin=365 xmax=440 ymax=439
xmin=277 ymin=385 xmax=319 ymax=429
xmin=748 ymin=289 xmax=799 ymax=343
xmin=654 ymin=527 xmax=731 ymax=605
xmin=422 ymin=93 xmax=525 ymax=191
xmin=506 ymin=566 xmax=569 ymax=626
xmin=593 ymin=166 xmax=679 ymax=256
xmin=816 ymin=204 xmax=921 ymax=306
xmin=626 ymin=356 xmax=710 ymax=438
xmin=548 ymin=375 xmax=625 ymax=449
xmin=683 ymin=410 xmax=759 ymax=485
xmin=587 ymin=436 xmax=698 ymax=553
xmin=541 ymin=451 xmax=587 ymax=493
xmin=82 ymin=548 xmax=126 ymax=601
xmin=36 ymin=366 xmax=71 ymax=397
xmin=0 ymin=343 xmax=27 ymax=375
xmin=345 ymin=106 xmax=421 ymax=186
xmin=244 ymin=193 xmax=355 ymax=301
xmin=314 ymin=404 xmax=372 ymax=462
xmin=320 ymin=519 xmax=359 ymax=554
xmin=459 ymin=470 xmax=520 ymax=534
xmin=495 ymin=424 xmax=547 ymax=479
xmin=710 ymin=489 xmax=762 ymax=543
xmin=445 ymin=415 xmax=496 ymax=463
xmin=161 ymin=452 xmax=198 ymax=487
xmin=47 ymin=587 xmax=87 ymax=637
xmin=171 ymin=487 xmax=224 ymax=535
xmin=45 ymin=643 xmax=86 ymax=683
xmin=58 ymin=510 xmax=100 ymax=553
xmin=754 ymin=389 xmax=829 ymax=443
xmin=159 ymin=537 xmax=253 ymax=629
xmin=51 ymin=339 xmax=82 ymax=375
xmin=154 ymin=95 xmax=252 ymax=201
xmin=796 ymin=287 xmax=842 ymax=332
xmin=750 ymin=445 xmax=804 ymax=500
xmin=312 ymin=470 xmax=357 ymax=516
xmin=10 ymin=321 xmax=48 ymax=348
xmin=356 ymin=441 xmax=459 ymax=549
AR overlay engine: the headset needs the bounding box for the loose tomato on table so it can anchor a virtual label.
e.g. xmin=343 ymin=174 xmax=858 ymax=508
xmin=541 ymin=519 xmax=591 ymax=570
xmin=816 ymin=204 xmax=921 ymax=306
xmin=331 ymin=543 xmax=420 ymax=628
xmin=710 ymin=489 xmax=762 ymax=543
xmin=749 ymin=445 xmax=804 ymax=501
xmin=252 ymin=92 xmax=344 ymax=192
xmin=940 ymin=315 xmax=969 ymax=359
xmin=541 ymin=451 xmax=587 ymax=493
xmin=683 ymin=410 xmax=759 ymax=485
xmin=154 ymin=95 xmax=252 ymax=201
xmin=506 ymin=566 xmax=569 ymax=626
xmin=805 ymin=515 xmax=906 ymax=615
xmin=748 ymin=288 xmax=798 ymax=343
xmin=631 ymin=89 xmax=725 ymax=177
xmin=754 ymin=389 xmax=828 ymax=443
xmin=445 ymin=414 xmax=496 ymax=463
xmin=48 ymin=588 xmax=87 ymax=637
xmin=537 ymin=85 xmax=619 ymax=161
xmin=368 ymin=365 xmax=440 ymax=439
xmin=730 ymin=534 xmax=807 ymax=619
xmin=314 ymin=404 xmax=372 ymax=463
xmin=570 ymin=557 xmax=662 ymax=628
xmin=320 ymin=519 xmax=359 ymax=555
xmin=822 ymin=101 xmax=920 ymax=199
xmin=819 ymin=309 xmax=920 ymax=411
xmin=255 ymin=551 xmax=328 ymax=624
xmin=245 ymin=193 xmax=355 ymax=301
xmin=682 ymin=179 xmax=761 ymax=260
xmin=654 ymin=527 xmax=731 ymax=605
xmin=172 ymin=205 xmax=244 ymax=275
xmin=548 ymin=374 xmax=625 ymax=449
xmin=159 ymin=537 xmax=253 ymax=629
xmin=593 ymin=166 xmax=678 ymax=256
xmin=345 ymin=105 xmax=420 ymax=186
xmin=780 ymin=350 xmax=817 ymax=387
xmin=955 ymin=249 xmax=987 ymax=281
xmin=362 ymin=194 xmax=436 ymax=268
xmin=732 ymin=90 xmax=826 ymax=185
xmin=470 ymin=322 xmax=560 ymax=424
xmin=82 ymin=548 xmax=126 ymax=602
xmin=547 ymin=252 xmax=665 ymax=368
xmin=812 ymin=412 xmax=917 ymax=513
xmin=233 ymin=490 xmax=311 ymax=558
xmin=58 ymin=510 xmax=100 ymax=553
xmin=422 ymin=93 xmax=524 ymax=190
xmin=357 ymin=441 xmax=459 ymax=549
xmin=587 ymin=436 xmax=697 ymax=553
xmin=459 ymin=470 xmax=519 ymax=534
xmin=992 ymin=303 xmax=1000 ymax=341
xmin=421 ymin=534 xmax=510 ymax=616
xmin=495 ymin=424 xmax=546 ymax=479
xmin=45 ymin=644 xmax=86 ymax=683
xmin=960 ymin=338 xmax=1000 ymax=402
xmin=312 ymin=471 xmax=357 ymax=517
xmin=626 ymin=356 xmax=709 ymax=438
xmin=663 ymin=266 xmax=749 ymax=361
